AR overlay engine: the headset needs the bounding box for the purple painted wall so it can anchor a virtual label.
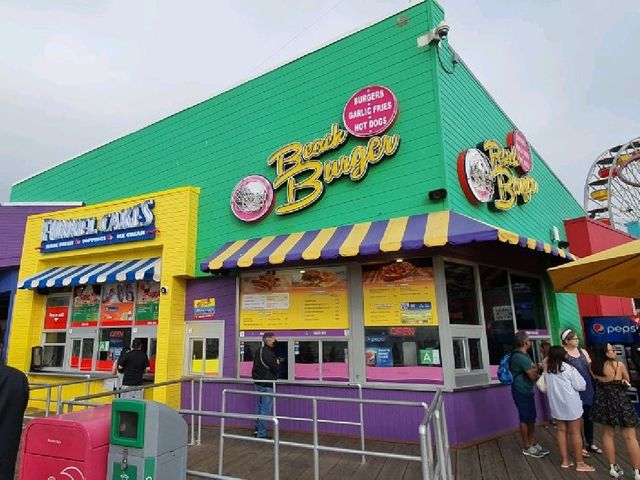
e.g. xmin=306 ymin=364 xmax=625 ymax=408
xmin=185 ymin=277 xmax=237 ymax=377
xmin=0 ymin=204 xmax=76 ymax=269
xmin=180 ymin=381 xmax=550 ymax=446
xmin=0 ymin=268 xmax=18 ymax=361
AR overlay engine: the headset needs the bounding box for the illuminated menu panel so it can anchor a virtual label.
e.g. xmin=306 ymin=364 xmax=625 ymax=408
xmin=239 ymin=267 xmax=349 ymax=331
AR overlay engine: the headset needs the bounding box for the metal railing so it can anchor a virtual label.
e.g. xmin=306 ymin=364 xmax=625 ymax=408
xmin=419 ymin=390 xmax=452 ymax=480
xmin=60 ymin=377 xmax=206 ymax=446
xmin=26 ymin=375 xmax=100 ymax=419
xmin=216 ymin=386 xmax=432 ymax=480
xmin=51 ymin=376 xmax=452 ymax=479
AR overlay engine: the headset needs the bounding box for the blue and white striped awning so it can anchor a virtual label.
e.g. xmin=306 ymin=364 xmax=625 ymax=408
xmin=18 ymin=258 xmax=161 ymax=289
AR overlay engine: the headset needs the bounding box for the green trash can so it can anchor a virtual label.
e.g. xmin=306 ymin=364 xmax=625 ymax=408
xmin=107 ymin=399 xmax=187 ymax=480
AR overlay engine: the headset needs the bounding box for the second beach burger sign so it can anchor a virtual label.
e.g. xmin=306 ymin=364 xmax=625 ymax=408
xmin=230 ymin=86 xmax=400 ymax=222
xmin=457 ymin=130 xmax=539 ymax=211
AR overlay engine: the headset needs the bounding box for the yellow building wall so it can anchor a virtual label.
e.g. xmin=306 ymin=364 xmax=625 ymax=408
xmin=8 ymin=186 xmax=199 ymax=409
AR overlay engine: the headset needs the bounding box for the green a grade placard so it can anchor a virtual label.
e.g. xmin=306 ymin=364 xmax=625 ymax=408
xmin=419 ymin=348 xmax=435 ymax=365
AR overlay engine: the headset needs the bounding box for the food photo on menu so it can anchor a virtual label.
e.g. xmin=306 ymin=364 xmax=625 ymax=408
xmin=73 ymin=284 xmax=101 ymax=305
xmin=364 ymin=261 xmax=433 ymax=283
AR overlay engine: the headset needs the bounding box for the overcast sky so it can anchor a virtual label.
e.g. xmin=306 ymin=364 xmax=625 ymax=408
xmin=1 ymin=0 xmax=638 ymax=206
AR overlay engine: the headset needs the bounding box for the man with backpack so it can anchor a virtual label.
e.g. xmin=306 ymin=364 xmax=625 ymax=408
xmin=508 ymin=331 xmax=549 ymax=458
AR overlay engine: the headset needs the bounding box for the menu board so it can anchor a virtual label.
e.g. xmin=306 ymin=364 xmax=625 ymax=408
xmin=240 ymin=267 xmax=349 ymax=330
xmin=363 ymin=262 xmax=438 ymax=326
xmin=135 ymin=281 xmax=160 ymax=324
xmin=71 ymin=285 xmax=101 ymax=326
xmin=101 ymin=282 xmax=135 ymax=325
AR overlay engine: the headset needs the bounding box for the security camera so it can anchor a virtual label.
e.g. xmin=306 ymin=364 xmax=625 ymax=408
xmin=417 ymin=20 xmax=451 ymax=48
xmin=435 ymin=21 xmax=450 ymax=39
xmin=160 ymin=286 xmax=168 ymax=295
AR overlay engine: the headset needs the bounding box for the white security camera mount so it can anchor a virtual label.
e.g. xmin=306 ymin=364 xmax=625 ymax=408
xmin=417 ymin=21 xmax=450 ymax=48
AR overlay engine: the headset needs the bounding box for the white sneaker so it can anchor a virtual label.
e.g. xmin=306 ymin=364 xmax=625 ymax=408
xmin=634 ymin=467 xmax=640 ymax=480
xmin=609 ymin=464 xmax=624 ymax=478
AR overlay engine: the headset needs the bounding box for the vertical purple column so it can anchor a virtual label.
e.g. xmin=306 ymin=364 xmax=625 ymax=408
xmin=185 ymin=276 xmax=237 ymax=377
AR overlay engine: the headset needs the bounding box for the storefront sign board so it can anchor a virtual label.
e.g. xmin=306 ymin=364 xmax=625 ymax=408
xmin=458 ymin=131 xmax=538 ymax=211
xmin=40 ymin=199 xmax=156 ymax=253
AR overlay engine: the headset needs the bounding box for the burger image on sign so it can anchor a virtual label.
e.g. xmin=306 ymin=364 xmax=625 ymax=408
xmin=230 ymin=175 xmax=275 ymax=222
xmin=343 ymin=85 xmax=398 ymax=138
xmin=457 ymin=149 xmax=494 ymax=204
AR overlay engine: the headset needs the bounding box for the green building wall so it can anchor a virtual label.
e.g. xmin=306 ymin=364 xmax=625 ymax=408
xmin=429 ymin=1 xmax=585 ymax=339
xmin=11 ymin=0 xmax=585 ymax=342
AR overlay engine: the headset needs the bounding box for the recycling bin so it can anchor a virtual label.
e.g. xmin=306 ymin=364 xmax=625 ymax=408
xmin=19 ymin=405 xmax=111 ymax=480
xmin=107 ymin=399 xmax=187 ymax=480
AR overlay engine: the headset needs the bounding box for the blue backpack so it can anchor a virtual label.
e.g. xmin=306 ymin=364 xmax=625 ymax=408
xmin=497 ymin=352 xmax=516 ymax=384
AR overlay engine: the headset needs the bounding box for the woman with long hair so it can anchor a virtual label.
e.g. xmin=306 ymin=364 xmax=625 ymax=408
xmin=591 ymin=343 xmax=640 ymax=479
xmin=545 ymin=346 xmax=594 ymax=472
xmin=561 ymin=329 xmax=601 ymax=456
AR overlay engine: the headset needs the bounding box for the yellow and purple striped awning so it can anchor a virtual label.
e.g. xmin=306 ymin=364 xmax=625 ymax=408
xmin=201 ymin=211 xmax=574 ymax=272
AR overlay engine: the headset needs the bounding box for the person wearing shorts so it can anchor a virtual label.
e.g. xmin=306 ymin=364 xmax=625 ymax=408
xmin=510 ymin=331 xmax=549 ymax=459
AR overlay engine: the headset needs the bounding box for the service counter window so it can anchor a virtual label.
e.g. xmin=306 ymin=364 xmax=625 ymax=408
xmin=97 ymin=328 xmax=132 ymax=372
xmin=42 ymin=332 xmax=66 ymax=368
xmin=190 ymin=338 xmax=220 ymax=376
xmin=41 ymin=294 xmax=71 ymax=369
xmin=294 ymin=340 xmax=348 ymax=381
xmin=362 ymin=259 xmax=443 ymax=384
xmin=38 ymin=280 xmax=160 ymax=372
xmin=239 ymin=340 xmax=289 ymax=380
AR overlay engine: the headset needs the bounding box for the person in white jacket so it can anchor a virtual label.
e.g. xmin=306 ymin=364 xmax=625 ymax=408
xmin=544 ymin=346 xmax=594 ymax=472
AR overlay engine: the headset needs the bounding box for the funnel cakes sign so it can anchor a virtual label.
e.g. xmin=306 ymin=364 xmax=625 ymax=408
xmin=230 ymin=86 xmax=400 ymax=221
xmin=458 ymin=130 xmax=538 ymax=211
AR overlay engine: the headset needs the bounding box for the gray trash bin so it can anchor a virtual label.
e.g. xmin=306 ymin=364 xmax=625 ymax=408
xmin=106 ymin=399 xmax=187 ymax=480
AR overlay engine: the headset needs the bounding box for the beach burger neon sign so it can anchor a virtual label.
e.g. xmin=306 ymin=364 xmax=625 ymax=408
xmin=458 ymin=130 xmax=538 ymax=211
xmin=230 ymin=86 xmax=400 ymax=221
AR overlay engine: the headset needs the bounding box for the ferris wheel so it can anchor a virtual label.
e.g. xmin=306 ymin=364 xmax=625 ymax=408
xmin=584 ymin=136 xmax=640 ymax=231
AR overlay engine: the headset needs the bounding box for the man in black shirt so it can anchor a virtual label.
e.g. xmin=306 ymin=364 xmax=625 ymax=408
xmin=0 ymin=359 xmax=29 ymax=480
xmin=118 ymin=338 xmax=150 ymax=399
xmin=252 ymin=332 xmax=279 ymax=439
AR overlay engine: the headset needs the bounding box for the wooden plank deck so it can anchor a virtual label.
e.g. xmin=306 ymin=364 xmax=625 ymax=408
xmin=187 ymin=424 xmax=639 ymax=479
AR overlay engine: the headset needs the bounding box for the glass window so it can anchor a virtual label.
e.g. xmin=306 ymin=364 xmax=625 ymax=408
xmin=295 ymin=341 xmax=320 ymax=380
xmin=365 ymin=327 xmax=442 ymax=384
xmin=445 ymin=263 xmax=479 ymax=325
xmin=362 ymin=259 xmax=440 ymax=384
xmin=239 ymin=341 xmax=261 ymax=378
xmin=469 ymin=338 xmax=483 ymax=370
xmin=42 ymin=345 xmax=65 ymax=368
xmin=322 ymin=341 xmax=348 ymax=381
xmin=205 ymin=338 xmax=219 ymax=376
xmin=42 ymin=328 xmax=67 ymax=369
xmin=97 ymin=328 xmax=131 ymax=372
xmin=452 ymin=338 xmax=465 ymax=369
xmin=44 ymin=332 xmax=66 ymax=343
xmin=479 ymin=266 xmax=515 ymax=366
xmin=511 ymin=275 xmax=546 ymax=331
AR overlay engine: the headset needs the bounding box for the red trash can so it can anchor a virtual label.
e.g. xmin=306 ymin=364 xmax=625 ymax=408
xmin=19 ymin=405 xmax=111 ymax=480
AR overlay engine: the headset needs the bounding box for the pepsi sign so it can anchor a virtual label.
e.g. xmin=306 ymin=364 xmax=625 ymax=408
xmin=584 ymin=316 xmax=640 ymax=345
